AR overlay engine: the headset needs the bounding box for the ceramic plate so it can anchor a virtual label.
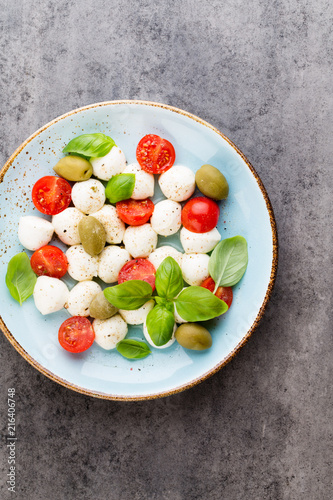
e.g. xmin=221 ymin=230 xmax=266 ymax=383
xmin=0 ymin=101 xmax=277 ymax=400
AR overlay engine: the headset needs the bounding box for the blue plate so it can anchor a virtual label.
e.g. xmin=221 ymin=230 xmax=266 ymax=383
xmin=0 ymin=101 xmax=277 ymax=400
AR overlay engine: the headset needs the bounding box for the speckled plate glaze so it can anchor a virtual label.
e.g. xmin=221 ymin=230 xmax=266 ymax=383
xmin=0 ymin=101 xmax=277 ymax=400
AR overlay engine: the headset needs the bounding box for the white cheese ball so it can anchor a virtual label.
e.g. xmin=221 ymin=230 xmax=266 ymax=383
xmin=92 ymin=205 xmax=125 ymax=244
xmin=181 ymin=253 xmax=210 ymax=286
xmin=174 ymin=305 xmax=188 ymax=324
xmin=148 ymin=246 xmax=183 ymax=270
xmin=90 ymin=146 xmax=127 ymax=181
xmin=93 ymin=314 xmax=128 ymax=350
xmin=52 ymin=208 xmax=85 ymax=245
xmin=150 ymin=200 xmax=182 ymax=236
xmin=119 ymin=299 xmax=155 ymax=325
xmin=174 ymin=288 xmax=189 ymax=324
xmin=159 ymin=165 xmax=195 ymax=202
xmin=71 ymin=179 xmax=106 ymax=214
xmin=18 ymin=216 xmax=54 ymax=251
xmin=98 ymin=246 xmax=131 ymax=283
xmin=66 ymin=281 xmax=102 ymax=316
xmin=123 ymin=223 xmax=158 ymax=258
xmin=143 ymin=320 xmax=176 ymax=349
xmin=66 ymin=245 xmax=99 ymax=281
xmin=33 ymin=276 xmax=69 ymax=315
xmin=123 ymin=163 xmax=154 ymax=200
xmin=180 ymin=227 xmax=221 ymax=254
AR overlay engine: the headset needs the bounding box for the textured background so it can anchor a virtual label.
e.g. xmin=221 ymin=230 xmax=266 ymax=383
xmin=1 ymin=1 xmax=332 ymax=499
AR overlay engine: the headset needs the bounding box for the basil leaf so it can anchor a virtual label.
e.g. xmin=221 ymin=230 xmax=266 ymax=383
xmin=105 ymin=174 xmax=135 ymax=204
xmin=63 ymin=133 xmax=116 ymax=157
xmin=175 ymin=286 xmax=228 ymax=321
xmin=68 ymin=152 xmax=90 ymax=161
xmin=155 ymin=296 xmax=174 ymax=313
xmin=209 ymin=236 xmax=248 ymax=288
xmin=155 ymin=256 xmax=183 ymax=299
xmin=104 ymin=280 xmax=153 ymax=310
xmin=5 ymin=252 xmax=37 ymax=305
xmin=146 ymin=305 xmax=175 ymax=346
xmin=116 ymin=339 xmax=151 ymax=359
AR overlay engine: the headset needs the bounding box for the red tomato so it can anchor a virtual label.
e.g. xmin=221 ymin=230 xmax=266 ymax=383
xmin=116 ymin=199 xmax=154 ymax=226
xmin=200 ymin=277 xmax=233 ymax=309
xmin=181 ymin=197 xmax=220 ymax=233
xmin=58 ymin=317 xmax=95 ymax=353
xmin=31 ymin=245 xmax=68 ymax=278
xmin=118 ymin=258 xmax=156 ymax=291
xmin=136 ymin=134 xmax=175 ymax=174
xmin=32 ymin=176 xmax=72 ymax=215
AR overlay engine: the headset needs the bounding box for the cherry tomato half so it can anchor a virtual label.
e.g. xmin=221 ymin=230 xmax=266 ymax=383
xmin=200 ymin=277 xmax=233 ymax=309
xmin=181 ymin=197 xmax=220 ymax=233
xmin=118 ymin=258 xmax=156 ymax=291
xmin=58 ymin=316 xmax=95 ymax=353
xmin=116 ymin=198 xmax=154 ymax=226
xmin=32 ymin=176 xmax=72 ymax=215
xmin=31 ymin=245 xmax=68 ymax=278
xmin=136 ymin=134 xmax=176 ymax=174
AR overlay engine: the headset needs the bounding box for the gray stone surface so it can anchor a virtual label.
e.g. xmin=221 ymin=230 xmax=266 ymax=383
xmin=0 ymin=0 xmax=332 ymax=499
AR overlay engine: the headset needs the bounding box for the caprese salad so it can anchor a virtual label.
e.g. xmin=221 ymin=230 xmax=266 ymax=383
xmin=5 ymin=132 xmax=248 ymax=359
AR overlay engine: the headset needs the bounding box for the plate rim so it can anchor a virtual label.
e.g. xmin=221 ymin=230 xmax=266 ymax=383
xmin=0 ymin=99 xmax=278 ymax=401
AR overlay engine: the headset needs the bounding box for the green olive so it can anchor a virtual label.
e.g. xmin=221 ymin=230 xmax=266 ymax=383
xmin=78 ymin=216 xmax=106 ymax=256
xmin=53 ymin=156 xmax=93 ymax=181
xmin=175 ymin=323 xmax=212 ymax=350
xmin=89 ymin=291 xmax=118 ymax=319
xmin=195 ymin=164 xmax=229 ymax=200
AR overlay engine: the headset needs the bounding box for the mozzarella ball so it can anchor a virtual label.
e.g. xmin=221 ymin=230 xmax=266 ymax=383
xmin=143 ymin=320 xmax=176 ymax=349
xmin=148 ymin=246 xmax=183 ymax=270
xmin=93 ymin=314 xmax=128 ymax=350
xmin=92 ymin=205 xmax=125 ymax=244
xmin=123 ymin=224 xmax=158 ymax=258
xmin=71 ymin=179 xmax=105 ymax=214
xmin=174 ymin=288 xmax=188 ymax=324
xmin=119 ymin=299 xmax=155 ymax=325
xmin=180 ymin=227 xmax=221 ymax=254
xmin=98 ymin=246 xmax=131 ymax=283
xmin=159 ymin=165 xmax=195 ymax=202
xmin=181 ymin=253 xmax=210 ymax=286
xmin=174 ymin=305 xmax=188 ymax=324
xmin=66 ymin=281 xmax=102 ymax=316
xmin=66 ymin=245 xmax=99 ymax=281
xmin=18 ymin=216 xmax=54 ymax=251
xmin=150 ymin=200 xmax=181 ymax=236
xmin=123 ymin=163 xmax=154 ymax=200
xmin=33 ymin=276 xmax=69 ymax=315
xmin=90 ymin=146 xmax=127 ymax=181
xmin=52 ymin=208 xmax=85 ymax=245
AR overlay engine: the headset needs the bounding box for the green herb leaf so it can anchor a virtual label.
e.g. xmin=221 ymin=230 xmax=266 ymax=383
xmin=104 ymin=280 xmax=153 ymax=310
xmin=105 ymin=174 xmax=135 ymax=204
xmin=5 ymin=253 xmax=37 ymax=305
xmin=68 ymin=152 xmax=90 ymax=161
xmin=63 ymin=133 xmax=116 ymax=157
xmin=154 ymin=296 xmax=174 ymax=313
xmin=155 ymin=256 xmax=183 ymax=299
xmin=146 ymin=304 xmax=175 ymax=346
xmin=116 ymin=339 xmax=151 ymax=359
xmin=209 ymin=236 xmax=248 ymax=288
xmin=175 ymin=286 xmax=228 ymax=321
